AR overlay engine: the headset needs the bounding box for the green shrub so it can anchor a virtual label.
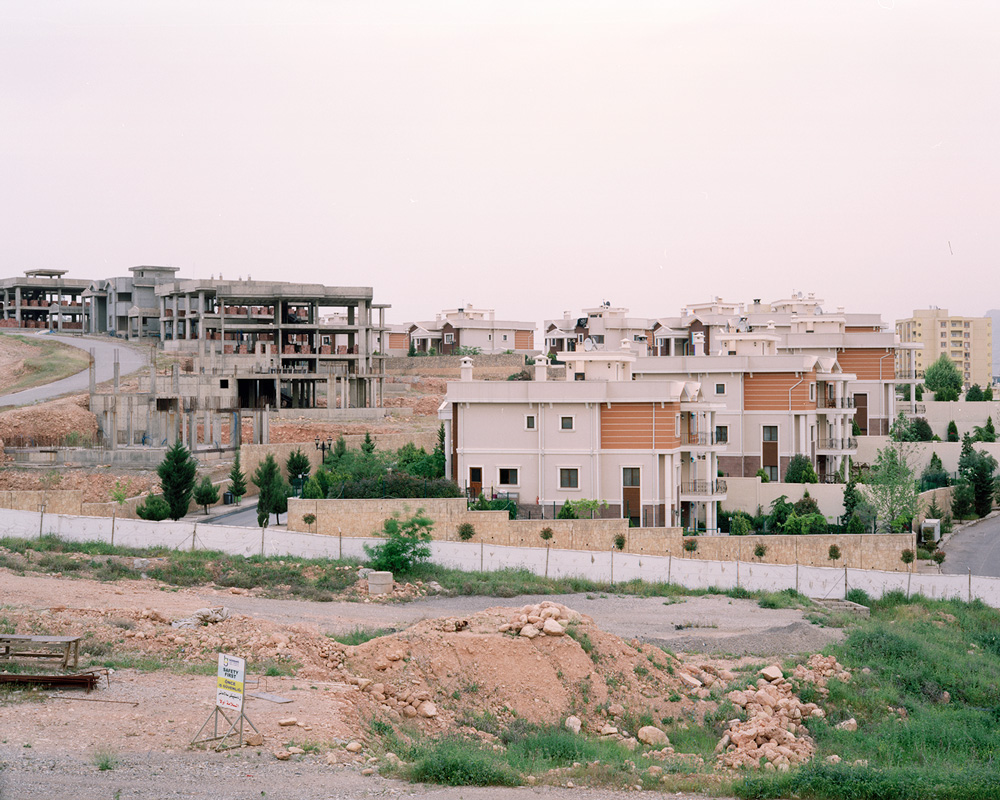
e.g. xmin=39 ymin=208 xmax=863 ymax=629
xmin=410 ymin=738 xmax=520 ymax=786
xmin=364 ymin=509 xmax=434 ymax=575
xmin=457 ymin=522 xmax=476 ymax=541
xmin=135 ymin=494 xmax=170 ymax=521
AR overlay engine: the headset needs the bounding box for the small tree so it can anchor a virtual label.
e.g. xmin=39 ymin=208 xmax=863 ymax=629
xmin=784 ymin=455 xmax=818 ymax=484
xmin=866 ymin=442 xmax=919 ymax=533
xmin=228 ymin=451 xmax=247 ymax=504
xmin=966 ymin=384 xmax=984 ymax=401
xmin=756 ymin=468 xmax=770 ymax=483
xmin=407 ymin=340 xmax=416 ymax=357
xmin=767 ymin=495 xmax=794 ymax=532
xmin=253 ymin=453 xmax=282 ymax=528
xmin=842 ymin=478 xmax=861 ymax=524
xmin=157 ymin=441 xmax=198 ymax=520
xmin=951 ymin=481 xmax=975 ymax=520
xmin=136 ymin=494 xmax=170 ymax=521
xmin=303 ymin=512 xmax=316 ymax=532
xmin=730 ymin=512 xmax=752 ymax=536
xmin=846 ymin=514 xmax=866 ymax=534
xmin=109 ymin=479 xmax=131 ymax=546
xmin=753 ymin=542 xmax=767 ymax=560
xmin=683 ymin=538 xmax=698 ymax=554
xmin=828 ymin=544 xmax=842 ymax=562
xmin=361 ymin=432 xmax=376 ymax=455
xmin=901 ymin=548 xmax=915 ymax=568
xmin=973 ymin=416 xmax=997 ymax=443
xmin=923 ymin=354 xmax=962 ymax=399
xmin=457 ymin=522 xmax=476 ymax=541
xmin=614 ymin=533 xmax=626 ymax=551
xmin=193 ymin=476 xmax=220 ymax=515
xmin=793 ymin=490 xmax=820 ymax=516
xmin=286 ymin=448 xmax=312 ymax=492
xmin=932 ymin=550 xmax=946 ymax=566
xmin=947 ymin=421 xmax=959 ymax=442
xmin=540 ymin=527 xmax=554 ymax=577
xmin=364 ymin=509 xmax=434 ymax=575
xmin=557 ymin=501 xmax=577 ymax=520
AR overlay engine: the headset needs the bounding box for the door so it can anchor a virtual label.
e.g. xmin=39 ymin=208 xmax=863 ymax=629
xmin=762 ymin=425 xmax=779 ymax=482
xmin=853 ymin=394 xmax=868 ymax=435
xmin=622 ymin=467 xmax=641 ymax=526
xmin=469 ymin=467 xmax=482 ymax=499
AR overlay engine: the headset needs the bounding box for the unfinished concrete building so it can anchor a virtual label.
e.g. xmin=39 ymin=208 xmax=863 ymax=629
xmin=0 ymin=269 xmax=90 ymax=331
xmin=82 ymin=265 xmax=180 ymax=340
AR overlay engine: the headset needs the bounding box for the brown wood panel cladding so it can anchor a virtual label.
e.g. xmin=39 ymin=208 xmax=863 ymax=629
xmin=838 ymin=348 xmax=892 ymax=381
xmin=744 ymin=372 xmax=816 ymax=411
xmin=514 ymin=330 xmax=534 ymax=350
xmin=388 ymin=332 xmax=408 ymax=348
xmin=600 ymin=403 xmax=679 ymax=449
xmin=845 ymin=326 xmax=880 ymax=333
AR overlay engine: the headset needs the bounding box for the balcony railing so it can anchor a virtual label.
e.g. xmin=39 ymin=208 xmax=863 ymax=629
xmin=816 ymin=397 xmax=855 ymax=409
xmin=680 ymin=432 xmax=726 ymax=446
xmin=816 ymin=437 xmax=858 ymax=451
xmin=681 ymin=479 xmax=727 ymax=495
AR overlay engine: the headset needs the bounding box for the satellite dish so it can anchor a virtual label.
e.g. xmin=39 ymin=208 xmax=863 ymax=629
xmin=584 ymin=337 xmax=595 ymax=351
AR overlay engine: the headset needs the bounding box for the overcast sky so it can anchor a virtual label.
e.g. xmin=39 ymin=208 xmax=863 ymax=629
xmin=2 ymin=1 xmax=998 ymax=329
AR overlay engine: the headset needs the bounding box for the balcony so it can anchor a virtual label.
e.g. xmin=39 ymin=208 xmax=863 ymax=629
xmin=816 ymin=396 xmax=854 ymax=409
xmin=680 ymin=479 xmax=727 ymax=497
xmin=679 ymin=432 xmax=727 ymax=447
xmin=816 ymin=437 xmax=858 ymax=452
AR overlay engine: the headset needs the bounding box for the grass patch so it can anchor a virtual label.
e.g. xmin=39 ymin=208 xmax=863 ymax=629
xmin=735 ymin=594 xmax=1000 ymax=799
xmin=329 ymin=626 xmax=395 ymax=646
xmin=755 ymin=588 xmax=811 ymax=610
xmin=0 ymin=332 xmax=91 ymax=395
xmin=92 ymin=747 xmax=118 ymax=771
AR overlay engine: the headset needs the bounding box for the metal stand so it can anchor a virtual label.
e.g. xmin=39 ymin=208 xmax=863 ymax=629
xmin=191 ymin=705 xmax=259 ymax=751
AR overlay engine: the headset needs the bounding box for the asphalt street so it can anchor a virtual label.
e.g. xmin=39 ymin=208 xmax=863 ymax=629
xmin=941 ymin=513 xmax=1000 ymax=578
xmin=0 ymin=331 xmax=149 ymax=407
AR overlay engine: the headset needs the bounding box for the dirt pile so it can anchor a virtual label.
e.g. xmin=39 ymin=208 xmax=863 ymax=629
xmin=0 ymin=468 xmax=157 ymax=503
xmin=0 ymin=395 xmax=98 ymax=446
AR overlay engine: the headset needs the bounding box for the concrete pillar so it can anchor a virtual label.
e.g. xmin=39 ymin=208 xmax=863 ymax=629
xmin=189 ymin=411 xmax=198 ymax=452
xmin=172 ymin=364 xmax=180 ymax=394
xmin=15 ymin=287 xmax=21 ymax=323
xmin=113 ymin=354 xmax=120 ymax=392
xmin=89 ymin=349 xmax=96 ymax=395
xmin=172 ymin=295 xmax=179 ymax=339
xmin=181 ymin=412 xmax=188 ymax=449
xmin=262 ymin=405 xmax=270 ymax=444
xmin=204 ymin=410 xmax=211 ymax=447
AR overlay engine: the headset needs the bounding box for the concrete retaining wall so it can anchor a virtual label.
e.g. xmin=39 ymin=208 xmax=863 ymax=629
xmin=722 ymin=478 xmax=846 ymax=520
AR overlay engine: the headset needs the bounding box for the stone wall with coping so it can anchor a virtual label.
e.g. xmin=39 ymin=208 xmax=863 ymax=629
xmin=0 ymin=490 xmax=83 ymax=516
xmin=286 ymin=498 xmax=913 ymax=571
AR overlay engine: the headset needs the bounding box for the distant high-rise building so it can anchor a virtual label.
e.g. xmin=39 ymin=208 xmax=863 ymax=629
xmin=896 ymin=308 xmax=992 ymax=388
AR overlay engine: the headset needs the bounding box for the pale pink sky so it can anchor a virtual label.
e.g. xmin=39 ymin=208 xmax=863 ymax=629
xmin=2 ymin=1 xmax=998 ymax=327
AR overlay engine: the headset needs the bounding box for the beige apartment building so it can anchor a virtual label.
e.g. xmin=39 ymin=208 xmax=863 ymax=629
xmin=441 ymin=348 xmax=726 ymax=530
xmin=895 ymin=308 xmax=992 ymax=388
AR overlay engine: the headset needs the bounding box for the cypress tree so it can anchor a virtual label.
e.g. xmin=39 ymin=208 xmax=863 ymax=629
xmin=157 ymin=441 xmax=198 ymax=520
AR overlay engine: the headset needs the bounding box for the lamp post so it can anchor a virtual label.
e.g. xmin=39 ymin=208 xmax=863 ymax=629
xmin=315 ymin=436 xmax=333 ymax=463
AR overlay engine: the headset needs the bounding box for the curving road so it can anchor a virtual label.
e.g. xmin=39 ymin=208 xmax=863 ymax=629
xmin=0 ymin=332 xmax=149 ymax=407
xmin=941 ymin=514 xmax=1000 ymax=578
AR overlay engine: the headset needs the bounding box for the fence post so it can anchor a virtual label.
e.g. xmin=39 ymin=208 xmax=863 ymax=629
xmin=191 ymin=523 xmax=198 ymax=552
xmin=969 ymin=568 xmax=972 ymax=603
xmin=844 ymin=564 xmax=848 ymax=599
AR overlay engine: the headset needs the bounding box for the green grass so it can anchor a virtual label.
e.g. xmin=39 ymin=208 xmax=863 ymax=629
xmin=92 ymin=747 xmax=118 ymax=771
xmin=735 ymin=593 xmax=1000 ymax=799
xmin=329 ymin=626 xmax=395 ymax=646
xmin=0 ymin=332 xmax=91 ymax=395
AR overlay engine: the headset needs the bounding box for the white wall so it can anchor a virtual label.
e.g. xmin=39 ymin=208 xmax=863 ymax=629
xmin=2 ymin=507 xmax=999 ymax=607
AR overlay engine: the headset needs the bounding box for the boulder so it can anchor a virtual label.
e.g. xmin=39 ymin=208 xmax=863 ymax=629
xmin=287 ymin=746 xmax=305 ymax=755
xmin=565 ymin=715 xmax=582 ymax=734
xmin=600 ymin=724 xmax=619 ymax=736
xmin=835 ymin=718 xmax=857 ymax=732
xmin=761 ymin=665 xmax=784 ymax=682
xmin=278 ymin=718 xmax=298 ymax=727
xmin=519 ymin=624 xmax=540 ymax=639
xmin=637 ymin=726 xmax=670 ymax=747
xmin=542 ymin=618 xmax=565 ymax=636
xmin=417 ymin=701 xmax=438 ymax=718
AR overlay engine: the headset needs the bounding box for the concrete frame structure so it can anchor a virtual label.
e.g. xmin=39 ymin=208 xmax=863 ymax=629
xmin=544 ymin=303 xmax=654 ymax=357
xmin=896 ymin=307 xmax=993 ymax=389
xmin=0 ymin=270 xmax=89 ymax=331
xmin=441 ymin=344 xmax=726 ymax=530
xmin=409 ymin=305 xmax=536 ymax=355
xmin=154 ymin=278 xmax=387 ymax=411
xmin=83 ymin=265 xmax=179 ymax=340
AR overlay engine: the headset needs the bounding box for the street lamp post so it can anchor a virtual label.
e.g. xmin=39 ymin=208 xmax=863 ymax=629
xmin=315 ymin=436 xmax=333 ymax=463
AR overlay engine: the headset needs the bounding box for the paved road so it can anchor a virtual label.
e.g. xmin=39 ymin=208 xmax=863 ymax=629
xmin=941 ymin=514 xmax=1000 ymax=578
xmin=210 ymin=501 xmax=262 ymax=527
xmin=0 ymin=331 xmax=149 ymax=407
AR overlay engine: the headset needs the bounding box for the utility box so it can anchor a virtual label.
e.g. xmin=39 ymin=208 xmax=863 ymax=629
xmin=368 ymin=571 xmax=393 ymax=595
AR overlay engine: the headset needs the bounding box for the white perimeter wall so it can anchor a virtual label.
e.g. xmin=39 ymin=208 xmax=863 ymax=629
xmin=1 ymin=508 xmax=997 ymax=608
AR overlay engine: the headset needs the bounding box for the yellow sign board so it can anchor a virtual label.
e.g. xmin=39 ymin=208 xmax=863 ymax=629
xmin=216 ymin=653 xmax=245 ymax=712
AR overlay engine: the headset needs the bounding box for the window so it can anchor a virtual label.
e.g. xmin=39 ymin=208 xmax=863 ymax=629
xmin=622 ymin=468 xmax=640 ymax=487
xmin=809 ymin=383 xmax=816 ymax=401
xmin=502 ymin=334 xmax=508 ymax=341
xmin=444 ymin=333 xmax=454 ymax=344
xmin=715 ymin=425 xmax=728 ymax=444
xmin=499 ymin=468 xmax=518 ymax=486
xmin=715 ymin=383 xmax=725 ymax=395
xmin=765 ymin=466 xmax=778 ymax=482
xmin=763 ymin=425 xmax=778 ymax=442
xmin=574 ymin=372 xmax=585 ymax=381
xmin=560 ymin=468 xmax=579 ymax=489
xmin=592 ymin=335 xmax=604 ymax=344
xmin=560 ymin=416 xmax=574 ymax=430
xmin=578 ymin=334 xmax=585 ymax=343
xmin=220 ymin=379 xmax=229 ymax=389
xmin=525 ymin=415 xmax=535 ymax=430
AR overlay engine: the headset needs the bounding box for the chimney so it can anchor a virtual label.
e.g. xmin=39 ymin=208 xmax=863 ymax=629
xmin=460 ymin=356 xmax=473 ymax=382
xmin=534 ymin=357 xmax=548 ymax=382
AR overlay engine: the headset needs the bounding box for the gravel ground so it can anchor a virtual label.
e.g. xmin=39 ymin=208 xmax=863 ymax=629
xmin=0 ymin=749 xmax=728 ymax=800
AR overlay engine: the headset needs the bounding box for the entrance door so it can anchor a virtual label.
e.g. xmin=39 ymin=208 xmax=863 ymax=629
xmin=622 ymin=467 xmax=641 ymax=526
xmin=853 ymin=394 xmax=868 ymax=435
xmin=469 ymin=467 xmax=482 ymax=499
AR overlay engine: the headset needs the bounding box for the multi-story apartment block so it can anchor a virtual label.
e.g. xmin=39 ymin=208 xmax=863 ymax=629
xmin=544 ymin=303 xmax=655 ymax=356
xmin=895 ymin=308 xmax=992 ymax=389
xmin=0 ymin=269 xmax=90 ymax=331
xmin=408 ymin=305 xmax=535 ymax=354
xmin=440 ymin=345 xmax=726 ymax=529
